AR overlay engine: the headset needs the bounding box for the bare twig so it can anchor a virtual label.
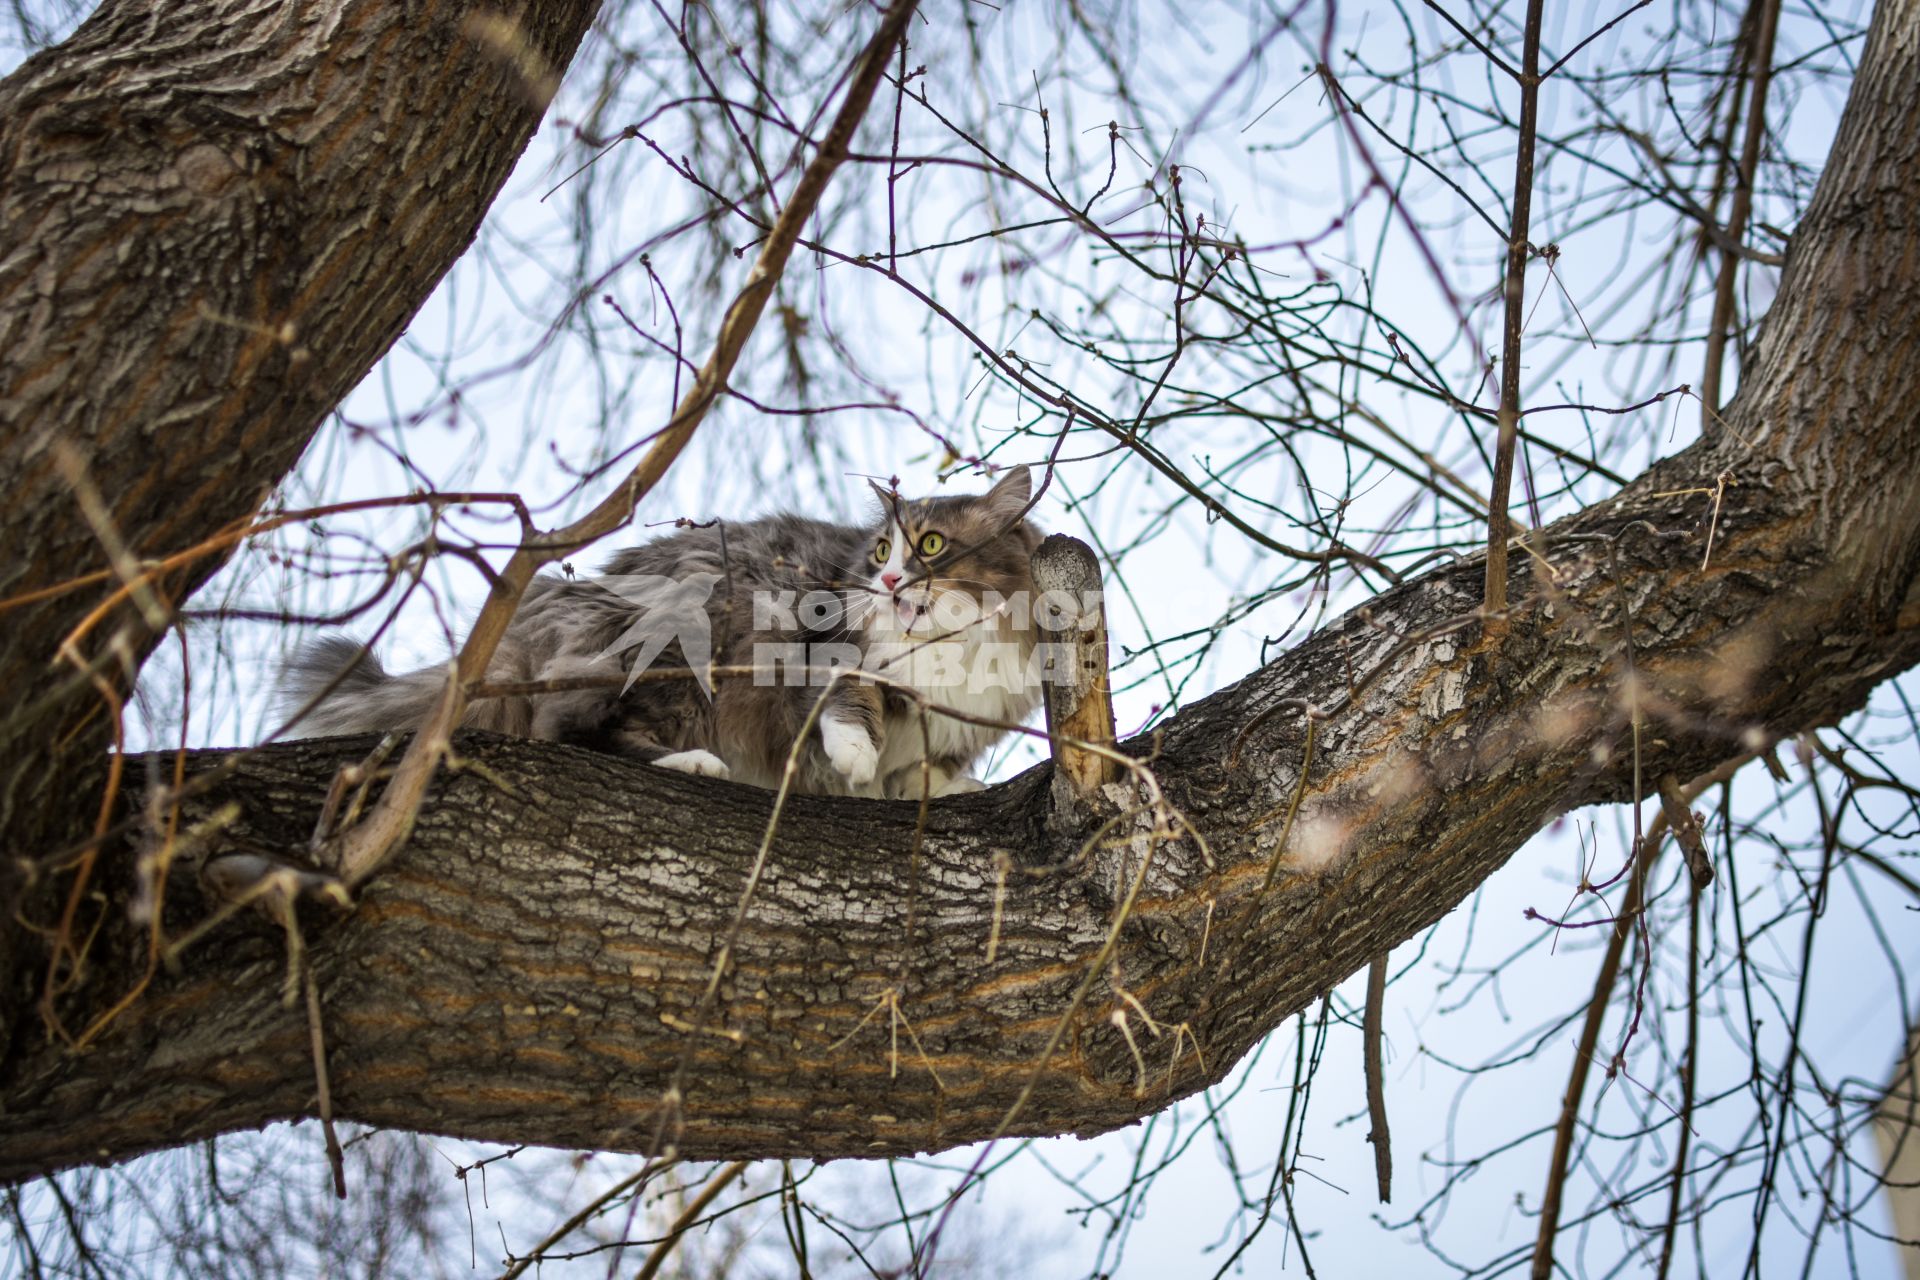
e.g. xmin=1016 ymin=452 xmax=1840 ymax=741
xmin=303 ymin=965 xmax=346 ymax=1200
xmin=635 ymin=1161 xmax=752 ymax=1280
xmin=1530 ymin=806 xmax=1650 ymax=1280
xmin=1653 ymin=791 xmax=1710 ymax=1280
xmin=1364 ymin=953 xmax=1392 ymax=1203
xmin=1530 ymin=752 xmax=1750 ymax=1279
xmin=497 ymin=1162 xmax=668 ymax=1280
xmin=1700 ymin=0 xmax=1782 ymax=426
xmin=1482 ymin=0 xmax=1546 ymax=640
xmin=1656 ymin=772 xmax=1713 ymax=889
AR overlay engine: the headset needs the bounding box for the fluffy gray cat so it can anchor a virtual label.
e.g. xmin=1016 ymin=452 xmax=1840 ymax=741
xmin=286 ymin=466 xmax=1044 ymax=798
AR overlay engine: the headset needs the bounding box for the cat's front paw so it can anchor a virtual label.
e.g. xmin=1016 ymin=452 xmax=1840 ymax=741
xmin=653 ymin=749 xmax=731 ymax=779
xmin=819 ymin=714 xmax=879 ymax=787
xmin=934 ymin=774 xmax=986 ymax=797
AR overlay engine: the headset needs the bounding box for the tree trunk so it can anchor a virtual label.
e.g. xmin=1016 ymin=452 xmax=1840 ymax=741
xmin=0 ymin=0 xmax=601 ymax=1058
xmin=4 ymin=0 xmax=1920 ymax=1180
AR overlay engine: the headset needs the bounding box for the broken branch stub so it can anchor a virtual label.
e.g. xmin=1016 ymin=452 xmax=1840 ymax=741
xmin=1031 ymin=534 xmax=1120 ymax=806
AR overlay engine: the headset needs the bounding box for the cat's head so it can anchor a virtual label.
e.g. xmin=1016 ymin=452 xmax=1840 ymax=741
xmin=859 ymin=465 xmax=1041 ymax=637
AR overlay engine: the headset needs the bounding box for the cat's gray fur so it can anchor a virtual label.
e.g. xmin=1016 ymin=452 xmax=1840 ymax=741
xmin=285 ymin=467 xmax=1043 ymax=798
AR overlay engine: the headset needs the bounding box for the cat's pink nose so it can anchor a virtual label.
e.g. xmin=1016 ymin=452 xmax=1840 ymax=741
xmin=881 ymin=571 xmax=902 ymax=591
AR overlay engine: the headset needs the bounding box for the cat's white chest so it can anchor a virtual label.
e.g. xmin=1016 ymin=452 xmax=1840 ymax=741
xmin=882 ymin=677 xmax=1036 ymax=764
xmin=867 ymin=628 xmax=1040 ymax=771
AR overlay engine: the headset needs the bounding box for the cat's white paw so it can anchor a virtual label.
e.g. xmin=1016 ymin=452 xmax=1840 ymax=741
xmin=934 ymin=774 xmax=987 ymax=797
xmin=820 ymin=714 xmax=879 ymax=787
xmin=653 ymin=749 xmax=731 ymax=779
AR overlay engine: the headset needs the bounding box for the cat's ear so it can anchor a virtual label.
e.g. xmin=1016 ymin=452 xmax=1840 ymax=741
xmin=867 ymin=478 xmax=902 ymax=523
xmin=983 ymin=465 xmax=1032 ymax=526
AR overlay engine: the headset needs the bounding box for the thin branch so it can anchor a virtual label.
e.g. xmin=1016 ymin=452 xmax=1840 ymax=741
xmin=1422 ymin=1 xmax=1518 ymax=80
xmin=1530 ymin=752 xmax=1750 ymax=1279
xmin=635 ymin=1161 xmax=752 ymax=1280
xmin=1700 ymin=0 xmax=1782 ymax=426
xmin=1482 ymin=0 xmax=1545 ymax=640
xmin=1364 ymin=953 xmax=1392 ymax=1203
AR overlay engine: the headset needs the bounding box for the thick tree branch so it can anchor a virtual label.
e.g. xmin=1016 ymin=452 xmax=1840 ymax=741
xmin=0 ymin=0 xmax=602 ymax=1024
xmin=4 ymin=0 xmax=1920 ymax=1188
xmin=0 ymin=0 xmax=601 ymax=746
xmin=9 ymin=307 xmax=1920 ymax=1175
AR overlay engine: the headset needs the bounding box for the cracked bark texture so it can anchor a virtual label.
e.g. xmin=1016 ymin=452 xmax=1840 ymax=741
xmin=0 ymin=0 xmax=603 ymax=997
xmin=4 ymin=0 xmax=1920 ymax=1181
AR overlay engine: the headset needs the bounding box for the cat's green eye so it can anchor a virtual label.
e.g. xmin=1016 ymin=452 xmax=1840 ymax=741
xmin=917 ymin=531 xmax=947 ymax=558
xmin=873 ymin=538 xmax=891 ymax=562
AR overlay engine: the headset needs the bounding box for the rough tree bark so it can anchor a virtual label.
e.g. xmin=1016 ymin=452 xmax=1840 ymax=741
xmin=4 ymin=0 xmax=1920 ymax=1180
xmin=0 ymin=0 xmax=602 ymax=1056
xmin=0 ymin=2 xmax=607 ymax=886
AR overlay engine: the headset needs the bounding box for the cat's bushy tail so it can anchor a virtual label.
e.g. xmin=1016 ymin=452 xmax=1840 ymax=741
xmin=282 ymin=636 xmax=453 ymax=737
